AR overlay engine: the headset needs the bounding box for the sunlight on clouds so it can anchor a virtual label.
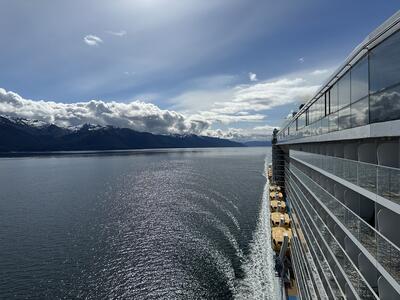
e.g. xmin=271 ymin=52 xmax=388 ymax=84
xmin=204 ymin=77 xmax=318 ymax=119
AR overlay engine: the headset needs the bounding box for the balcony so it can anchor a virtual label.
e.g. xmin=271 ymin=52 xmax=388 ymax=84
xmin=288 ymin=163 xmax=400 ymax=285
xmin=289 ymin=150 xmax=400 ymax=206
xmin=288 ymin=181 xmax=376 ymax=299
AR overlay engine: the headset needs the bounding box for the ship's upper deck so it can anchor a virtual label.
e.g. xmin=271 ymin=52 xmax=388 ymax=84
xmin=276 ymin=10 xmax=400 ymax=145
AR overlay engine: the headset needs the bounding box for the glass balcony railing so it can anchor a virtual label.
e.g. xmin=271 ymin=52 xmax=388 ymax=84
xmin=288 ymin=163 xmax=400 ymax=284
xmin=288 ymin=178 xmax=377 ymax=299
xmin=290 ymin=150 xmax=400 ymax=206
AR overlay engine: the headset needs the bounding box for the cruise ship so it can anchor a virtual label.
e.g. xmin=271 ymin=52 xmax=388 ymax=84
xmin=271 ymin=10 xmax=400 ymax=299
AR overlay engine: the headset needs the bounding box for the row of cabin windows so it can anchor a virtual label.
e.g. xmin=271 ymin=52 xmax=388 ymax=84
xmin=281 ymin=28 xmax=400 ymax=140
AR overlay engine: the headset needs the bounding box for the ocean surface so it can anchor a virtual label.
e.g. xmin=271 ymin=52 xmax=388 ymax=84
xmin=0 ymin=147 xmax=276 ymax=299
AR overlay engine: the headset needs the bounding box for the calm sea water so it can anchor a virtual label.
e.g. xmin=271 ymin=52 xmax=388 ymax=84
xmin=0 ymin=147 xmax=276 ymax=299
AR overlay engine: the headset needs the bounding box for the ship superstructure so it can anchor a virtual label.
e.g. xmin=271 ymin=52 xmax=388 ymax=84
xmin=271 ymin=11 xmax=400 ymax=299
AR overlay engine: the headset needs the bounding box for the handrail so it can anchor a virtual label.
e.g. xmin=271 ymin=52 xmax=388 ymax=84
xmin=288 ymin=164 xmax=400 ymax=290
xmin=290 ymin=149 xmax=400 ymax=172
xmin=289 ymin=163 xmax=400 ymax=255
xmin=288 ymin=178 xmax=376 ymax=299
xmin=289 ymin=149 xmax=400 ymax=208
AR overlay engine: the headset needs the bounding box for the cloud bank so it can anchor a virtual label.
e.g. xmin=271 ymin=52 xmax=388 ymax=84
xmin=0 ymin=73 xmax=320 ymax=141
xmin=0 ymin=88 xmax=209 ymax=135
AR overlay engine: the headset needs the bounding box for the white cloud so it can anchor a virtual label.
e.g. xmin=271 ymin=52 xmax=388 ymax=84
xmin=192 ymin=111 xmax=265 ymax=124
xmin=0 ymin=87 xmax=283 ymax=141
xmin=0 ymin=88 xmax=209 ymax=135
xmin=105 ymin=30 xmax=127 ymax=37
xmin=249 ymin=72 xmax=258 ymax=82
xmin=205 ymin=124 xmax=277 ymax=141
xmin=209 ymin=77 xmax=318 ymax=116
xmin=170 ymin=74 xmax=319 ymax=129
xmin=298 ymin=57 xmax=304 ymax=63
xmin=311 ymin=69 xmax=329 ymax=75
xmin=83 ymin=35 xmax=103 ymax=46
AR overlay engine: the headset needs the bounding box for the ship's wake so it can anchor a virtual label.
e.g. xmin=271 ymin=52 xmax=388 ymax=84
xmin=234 ymin=158 xmax=280 ymax=300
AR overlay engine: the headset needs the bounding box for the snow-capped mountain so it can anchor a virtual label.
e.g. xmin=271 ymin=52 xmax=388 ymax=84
xmin=0 ymin=115 xmax=244 ymax=152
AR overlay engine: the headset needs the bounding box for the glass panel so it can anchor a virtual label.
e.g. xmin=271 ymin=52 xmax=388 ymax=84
xmin=298 ymin=113 xmax=305 ymax=129
xmin=370 ymin=30 xmax=400 ymax=93
xmin=318 ymin=96 xmax=324 ymax=121
xmin=350 ymin=97 xmax=369 ymax=128
xmin=321 ymin=116 xmax=329 ymax=134
xmin=338 ymin=106 xmax=351 ymax=130
xmin=351 ymin=56 xmax=369 ymax=103
xmin=310 ymin=103 xmax=315 ymax=124
xmin=316 ymin=119 xmax=322 ymax=135
xmin=329 ymin=112 xmax=338 ymax=132
xmin=338 ymin=72 xmax=351 ymax=110
xmin=370 ymin=84 xmax=400 ymax=123
xmin=289 ymin=162 xmax=400 ymax=283
xmin=378 ymin=166 xmax=400 ymax=205
xmin=330 ymin=83 xmax=339 ymax=113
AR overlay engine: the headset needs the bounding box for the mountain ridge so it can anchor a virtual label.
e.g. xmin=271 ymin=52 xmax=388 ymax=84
xmin=0 ymin=116 xmax=244 ymax=152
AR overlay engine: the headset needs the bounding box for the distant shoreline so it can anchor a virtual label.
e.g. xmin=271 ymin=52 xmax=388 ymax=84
xmin=0 ymin=146 xmax=272 ymax=158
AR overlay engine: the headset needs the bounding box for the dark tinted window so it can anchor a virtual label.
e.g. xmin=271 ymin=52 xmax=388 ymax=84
xmin=351 ymin=97 xmax=369 ymax=127
xmin=370 ymin=84 xmax=400 ymax=123
xmin=330 ymin=83 xmax=339 ymax=113
xmin=370 ymin=30 xmax=400 ymax=93
xmin=338 ymin=72 xmax=350 ymax=110
xmin=351 ymin=56 xmax=368 ymax=102
xmin=338 ymin=106 xmax=351 ymax=130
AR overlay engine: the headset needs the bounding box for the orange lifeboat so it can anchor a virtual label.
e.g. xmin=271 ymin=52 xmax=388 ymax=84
xmin=270 ymin=212 xmax=291 ymax=227
xmin=270 ymin=200 xmax=287 ymax=213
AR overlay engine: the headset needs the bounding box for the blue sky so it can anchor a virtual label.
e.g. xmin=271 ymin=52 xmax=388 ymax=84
xmin=0 ymin=0 xmax=398 ymax=140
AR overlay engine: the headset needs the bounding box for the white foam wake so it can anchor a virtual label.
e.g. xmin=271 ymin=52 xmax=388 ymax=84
xmin=234 ymin=157 xmax=280 ymax=300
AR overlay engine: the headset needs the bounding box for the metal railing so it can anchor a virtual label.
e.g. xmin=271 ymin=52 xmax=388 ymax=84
xmin=288 ymin=174 xmax=377 ymax=299
xmin=288 ymin=163 xmax=400 ymax=284
xmin=290 ymin=150 xmax=400 ymax=206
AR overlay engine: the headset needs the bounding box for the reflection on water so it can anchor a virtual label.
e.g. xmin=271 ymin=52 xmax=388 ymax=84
xmin=0 ymin=147 xmax=276 ymax=299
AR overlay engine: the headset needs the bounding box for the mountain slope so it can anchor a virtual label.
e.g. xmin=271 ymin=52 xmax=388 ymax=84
xmin=0 ymin=116 xmax=244 ymax=152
